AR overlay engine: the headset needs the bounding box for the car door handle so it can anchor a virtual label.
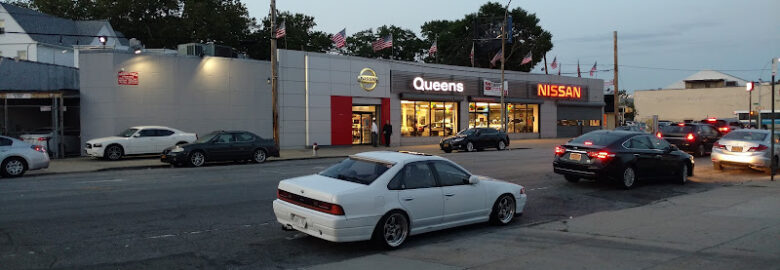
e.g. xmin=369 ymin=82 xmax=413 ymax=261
xmin=655 ymin=155 xmax=663 ymax=158
xmin=633 ymin=154 xmax=639 ymax=157
xmin=403 ymin=197 xmax=414 ymax=201
xmin=444 ymin=193 xmax=455 ymax=197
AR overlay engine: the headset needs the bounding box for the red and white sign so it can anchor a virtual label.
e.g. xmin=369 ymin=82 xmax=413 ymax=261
xmin=483 ymin=80 xmax=508 ymax=97
xmin=118 ymin=71 xmax=139 ymax=85
xmin=746 ymin=81 xmax=754 ymax=92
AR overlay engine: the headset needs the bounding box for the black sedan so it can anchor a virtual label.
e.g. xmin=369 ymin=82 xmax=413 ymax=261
xmin=440 ymin=128 xmax=509 ymax=153
xmin=553 ymin=130 xmax=694 ymax=189
xmin=161 ymin=130 xmax=279 ymax=167
xmin=656 ymin=123 xmax=721 ymax=157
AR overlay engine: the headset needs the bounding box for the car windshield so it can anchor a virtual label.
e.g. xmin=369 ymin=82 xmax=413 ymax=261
xmin=117 ymin=128 xmax=139 ymax=137
xmin=570 ymin=132 xmax=624 ymax=146
xmin=194 ymin=132 xmax=219 ymax=143
xmin=319 ymin=157 xmax=392 ymax=185
xmin=458 ymin=129 xmax=476 ymax=136
xmin=661 ymin=126 xmax=695 ymax=134
xmin=723 ymin=131 xmax=767 ymax=141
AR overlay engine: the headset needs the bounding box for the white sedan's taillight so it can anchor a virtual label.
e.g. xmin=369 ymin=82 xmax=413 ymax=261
xmin=31 ymin=145 xmax=46 ymax=153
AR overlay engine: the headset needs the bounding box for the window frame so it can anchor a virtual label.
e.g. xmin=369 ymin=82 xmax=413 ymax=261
xmin=430 ymin=160 xmax=471 ymax=187
xmin=214 ymin=133 xmax=236 ymax=144
xmin=137 ymin=129 xmax=156 ymax=137
xmin=387 ymin=161 xmax=439 ymax=190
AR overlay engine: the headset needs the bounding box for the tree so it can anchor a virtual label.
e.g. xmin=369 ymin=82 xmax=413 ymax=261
xmin=345 ymin=25 xmax=424 ymax=61
xmin=421 ymin=2 xmax=553 ymax=72
xmin=243 ymin=11 xmax=333 ymax=60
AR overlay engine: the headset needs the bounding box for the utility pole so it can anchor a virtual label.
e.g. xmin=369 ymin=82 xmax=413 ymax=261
xmin=772 ymin=57 xmax=777 ymax=181
xmin=613 ymin=31 xmax=619 ymax=128
xmin=500 ymin=0 xmax=512 ymax=133
xmin=270 ymin=0 xmax=280 ymax=147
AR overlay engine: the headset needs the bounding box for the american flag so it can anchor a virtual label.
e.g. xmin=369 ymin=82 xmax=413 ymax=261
xmin=490 ymin=48 xmax=502 ymax=67
xmin=372 ymin=34 xmax=393 ymax=52
xmin=550 ymin=56 xmax=558 ymax=69
xmin=428 ymin=40 xmax=437 ymax=56
xmin=331 ymin=28 xmax=346 ymax=48
xmin=590 ymin=61 xmax=597 ymax=76
xmin=275 ymin=20 xmax=286 ymax=39
xmin=521 ymin=51 xmax=533 ymax=65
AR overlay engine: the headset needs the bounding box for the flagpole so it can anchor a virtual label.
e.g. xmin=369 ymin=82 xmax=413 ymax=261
xmin=543 ymin=54 xmax=548 ymax=75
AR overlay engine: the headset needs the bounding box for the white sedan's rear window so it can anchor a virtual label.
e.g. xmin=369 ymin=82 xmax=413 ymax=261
xmin=319 ymin=158 xmax=392 ymax=185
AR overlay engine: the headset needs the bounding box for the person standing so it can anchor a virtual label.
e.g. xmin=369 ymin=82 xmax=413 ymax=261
xmin=382 ymin=120 xmax=393 ymax=147
xmin=371 ymin=118 xmax=379 ymax=147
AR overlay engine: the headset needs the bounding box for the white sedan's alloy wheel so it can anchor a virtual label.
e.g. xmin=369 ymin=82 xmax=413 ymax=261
xmin=5 ymin=159 xmax=24 ymax=176
xmin=496 ymin=195 xmax=515 ymax=224
xmin=382 ymin=212 xmax=408 ymax=248
xmin=106 ymin=146 xmax=122 ymax=160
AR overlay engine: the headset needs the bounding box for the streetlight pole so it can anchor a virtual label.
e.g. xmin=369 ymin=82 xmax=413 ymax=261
xmin=270 ymin=0 xmax=280 ymax=147
xmin=500 ymin=0 xmax=512 ymax=133
xmin=771 ymin=57 xmax=777 ymax=181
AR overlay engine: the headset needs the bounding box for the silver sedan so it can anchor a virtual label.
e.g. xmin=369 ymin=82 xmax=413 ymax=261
xmin=711 ymin=129 xmax=779 ymax=174
xmin=0 ymin=135 xmax=50 ymax=177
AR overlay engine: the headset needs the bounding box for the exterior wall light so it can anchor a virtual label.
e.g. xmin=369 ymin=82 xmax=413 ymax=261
xmin=98 ymin=36 xmax=107 ymax=45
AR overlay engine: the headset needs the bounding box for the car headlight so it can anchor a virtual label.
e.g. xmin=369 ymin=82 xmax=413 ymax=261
xmin=92 ymin=143 xmax=102 ymax=147
xmin=171 ymin=146 xmax=184 ymax=153
xmin=452 ymin=138 xmax=464 ymax=143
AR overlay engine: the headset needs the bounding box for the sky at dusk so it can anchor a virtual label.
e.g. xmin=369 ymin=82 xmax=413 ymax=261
xmin=244 ymin=0 xmax=780 ymax=92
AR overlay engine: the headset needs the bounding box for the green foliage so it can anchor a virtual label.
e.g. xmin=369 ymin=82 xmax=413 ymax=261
xmin=345 ymin=25 xmax=424 ymax=61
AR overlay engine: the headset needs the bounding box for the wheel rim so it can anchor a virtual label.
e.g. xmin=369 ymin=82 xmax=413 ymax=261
xmin=499 ymin=141 xmax=505 ymax=150
xmin=497 ymin=196 xmax=515 ymax=224
xmin=467 ymin=142 xmax=474 ymax=152
xmin=108 ymin=147 xmax=121 ymax=160
xmin=191 ymin=152 xmax=205 ymax=167
xmin=254 ymin=150 xmax=266 ymax=163
xmin=623 ymin=167 xmax=635 ymax=187
xmin=5 ymin=160 xmax=23 ymax=175
xmin=681 ymin=165 xmax=688 ymax=183
xmin=383 ymin=213 xmax=408 ymax=247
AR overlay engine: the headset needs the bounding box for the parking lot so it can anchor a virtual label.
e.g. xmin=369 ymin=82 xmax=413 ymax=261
xmin=1 ymin=140 xmax=773 ymax=269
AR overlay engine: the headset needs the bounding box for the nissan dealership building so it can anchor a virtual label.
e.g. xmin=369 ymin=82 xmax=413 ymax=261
xmin=78 ymin=49 xmax=605 ymax=149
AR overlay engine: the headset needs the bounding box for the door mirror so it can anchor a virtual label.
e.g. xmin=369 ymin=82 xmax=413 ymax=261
xmin=132 ymin=134 xmax=140 ymax=138
xmin=468 ymin=175 xmax=480 ymax=184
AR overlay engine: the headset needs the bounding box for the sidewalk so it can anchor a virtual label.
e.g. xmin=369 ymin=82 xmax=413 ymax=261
xmin=306 ymin=180 xmax=780 ymax=270
xmin=27 ymin=138 xmax=566 ymax=176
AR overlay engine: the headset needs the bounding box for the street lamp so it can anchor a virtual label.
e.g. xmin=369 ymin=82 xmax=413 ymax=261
xmin=499 ymin=0 xmax=512 ymax=133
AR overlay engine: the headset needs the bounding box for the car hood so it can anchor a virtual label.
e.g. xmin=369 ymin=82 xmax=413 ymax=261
xmin=443 ymin=135 xmax=466 ymax=141
xmin=278 ymin=174 xmax=365 ymax=204
xmin=87 ymin=136 xmax=128 ymax=144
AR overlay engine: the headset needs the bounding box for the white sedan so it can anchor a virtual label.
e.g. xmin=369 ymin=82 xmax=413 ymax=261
xmin=273 ymin=151 xmax=527 ymax=248
xmin=85 ymin=126 xmax=197 ymax=160
xmin=0 ymin=135 xmax=49 ymax=177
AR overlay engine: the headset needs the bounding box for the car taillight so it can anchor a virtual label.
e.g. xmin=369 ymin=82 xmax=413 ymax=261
xmin=277 ymin=189 xmax=293 ymax=199
xmin=277 ymin=189 xmax=345 ymax=216
xmin=656 ymin=132 xmax=663 ymax=139
xmin=587 ymin=151 xmax=615 ymax=159
xmin=311 ymin=200 xmax=345 ymax=215
xmin=519 ymin=187 xmax=525 ymax=194
xmin=718 ymin=127 xmax=729 ymax=133
xmin=554 ymin=145 xmax=566 ymax=156
xmin=31 ymin=145 xmax=46 ymax=153
xmin=37 ymin=137 xmax=50 ymax=141
xmin=748 ymin=145 xmax=769 ymax=152
xmin=686 ymin=133 xmax=695 ymax=141
xmin=713 ymin=142 xmax=726 ymax=149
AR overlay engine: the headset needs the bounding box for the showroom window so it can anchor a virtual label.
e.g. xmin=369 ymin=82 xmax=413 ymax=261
xmin=468 ymin=102 xmax=538 ymax=133
xmin=401 ymin=100 xmax=458 ymax=137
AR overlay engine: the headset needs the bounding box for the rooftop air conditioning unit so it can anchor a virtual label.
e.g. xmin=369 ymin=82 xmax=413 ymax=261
xmin=177 ymin=43 xmax=206 ymax=57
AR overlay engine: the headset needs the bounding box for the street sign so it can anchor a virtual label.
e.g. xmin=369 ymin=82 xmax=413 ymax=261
xmin=746 ymin=81 xmax=754 ymax=91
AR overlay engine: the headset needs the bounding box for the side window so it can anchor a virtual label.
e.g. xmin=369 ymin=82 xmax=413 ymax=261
xmin=215 ymin=134 xmax=235 ymax=143
xmin=431 ymin=161 xmax=470 ymax=186
xmin=387 ymin=170 xmax=404 ymax=190
xmin=0 ymin=138 xmax=12 ymax=146
xmin=627 ymin=136 xmax=653 ymax=149
xmin=402 ymin=162 xmax=437 ymax=189
xmin=648 ymin=136 xmax=670 ymax=150
xmin=236 ymin=133 xmax=255 ymax=142
xmin=138 ymin=129 xmax=156 ymax=137
xmin=157 ymin=129 xmax=174 ymax=136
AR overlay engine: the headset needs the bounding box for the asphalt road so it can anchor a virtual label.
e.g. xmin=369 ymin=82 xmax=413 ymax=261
xmin=0 ymin=146 xmax=765 ymax=270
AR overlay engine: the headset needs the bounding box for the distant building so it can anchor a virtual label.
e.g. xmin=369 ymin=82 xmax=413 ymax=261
xmin=0 ymin=3 xmax=128 ymax=67
xmin=665 ymin=70 xmax=748 ymax=89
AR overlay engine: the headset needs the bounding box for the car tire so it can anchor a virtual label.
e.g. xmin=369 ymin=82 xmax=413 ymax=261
xmin=497 ymin=140 xmax=506 ymax=151
xmin=372 ymin=210 xmax=409 ymax=249
xmin=489 ymin=194 xmax=516 ymax=225
xmin=1 ymin=157 xmax=27 ymax=178
xmin=564 ymin=175 xmax=580 ymax=183
xmin=679 ymin=164 xmax=688 ymax=185
xmin=466 ymin=142 xmax=475 ymax=152
xmin=104 ymin=145 xmax=123 ymax=161
xmin=620 ymin=166 xmax=637 ymax=190
xmin=442 ymin=148 xmax=452 ymax=153
xmin=252 ymin=149 xmax=267 ymax=163
xmin=188 ymin=151 xmax=206 ymax=167
xmin=695 ymin=144 xmax=706 ymax=157
xmin=713 ymin=162 xmax=723 ymax=170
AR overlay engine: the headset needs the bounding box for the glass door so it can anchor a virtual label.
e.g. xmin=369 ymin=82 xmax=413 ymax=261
xmin=352 ymin=105 xmax=377 ymax=145
xmin=352 ymin=113 xmax=363 ymax=144
xmin=361 ymin=114 xmax=373 ymax=144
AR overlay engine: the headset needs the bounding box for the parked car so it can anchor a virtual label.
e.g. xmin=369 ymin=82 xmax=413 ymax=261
xmin=700 ymin=117 xmax=741 ymax=134
xmin=656 ymin=123 xmax=721 ymax=157
xmin=553 ymin=130 xmax=694 ymax=189
xmin=658 ymin=121 xmax=673 ymax=126
xmin=161 ymin=130 xmax=279 ymax=167
xmin=85 ymin=126 xmax=197 ymax=161
xmin=615 ymin=125 xmax=649 ymax=133
xmin=273 ymin=151 xmax=526 ymax=248
xmin=19 ymin=127 xmax=81 ymax=156
xmin=0 ymin=135 xmax=50 ymax=177
xmin=439 ymin=128 xmax=509 ymax=153
xmin=711 ymin=129 xmax=780 ymax=174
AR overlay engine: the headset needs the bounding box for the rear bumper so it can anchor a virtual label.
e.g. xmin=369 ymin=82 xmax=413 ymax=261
xmin=28 ymin=153 xmax=50 ymax=170
xmin=272 ymin=199 xmax=374 ymax=243
xmin=711 ymin=149 xmax=769 ymax=168
xmin=553 ymin=159 xmax=615 ymax=180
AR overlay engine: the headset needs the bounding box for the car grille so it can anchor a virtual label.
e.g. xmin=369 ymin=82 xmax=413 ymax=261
xmin=85 ymin=143 xmax=92 ymax=149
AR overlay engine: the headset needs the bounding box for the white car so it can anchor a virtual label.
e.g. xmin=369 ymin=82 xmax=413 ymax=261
xmin=20 ymin=127 xmax=81 ymax=156
xmin=711 ymin=129 xmax=780 ymax=174
xmin=0 ymin=135 xmax=50 ymax=177
xmin=85 ymin=126 xmax=197 ymax=160
xmin=273 ymin=151 xmax=527 ymax=248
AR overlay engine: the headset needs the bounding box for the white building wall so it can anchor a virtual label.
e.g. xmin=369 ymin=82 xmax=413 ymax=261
xmin=0 ymin=5 xmax=36 ymax=60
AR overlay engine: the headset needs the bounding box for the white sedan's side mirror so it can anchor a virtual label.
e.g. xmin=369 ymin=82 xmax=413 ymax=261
xmin=468 ymin=175 xmax=480 ymax=184
xmin=132 ymin=134 xmax=140 ymax=138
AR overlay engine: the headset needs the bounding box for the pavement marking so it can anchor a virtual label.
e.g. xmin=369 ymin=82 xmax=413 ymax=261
xmin=146 ymin=234 xmax=177 ymax=239
xmin=77 ymin=178 xmax=125 ymax=184
xmin=528 ymin=186 xmax=551 ymax=191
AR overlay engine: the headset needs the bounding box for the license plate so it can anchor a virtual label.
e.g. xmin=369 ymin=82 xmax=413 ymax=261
xmin=443 ymin=143 xmax=450 ymax=148
xmin=569 ymin=153 xmax=582 ymax=161
xmin=292 ymin=214 xmax=307 ymax=229
xmin=161 ymin=154 xmax=167 ymax=159
xmin=731 ymin=146 xmax=742 ymax=152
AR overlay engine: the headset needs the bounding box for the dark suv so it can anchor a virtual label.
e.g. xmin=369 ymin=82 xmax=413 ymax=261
xmin=700 ymin=118 xmax=741 ymax=134
xmin=440 ymin=128 xmax=509 ymax=153
xmin=657 ymin=123 xmax=721 ymax=157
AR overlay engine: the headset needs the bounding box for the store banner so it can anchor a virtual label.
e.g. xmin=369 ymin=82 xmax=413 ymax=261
xmin=118 ymin=71 xmax=139 ymax=85
xmin=483 ymin=80 xmax=508 ymax=97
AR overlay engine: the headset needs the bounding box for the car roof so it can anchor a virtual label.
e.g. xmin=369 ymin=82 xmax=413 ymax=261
xmin=130 ymin=126 xmax=176 ymax=130
xmin=351 ymin=151 xmax=447 ymax=165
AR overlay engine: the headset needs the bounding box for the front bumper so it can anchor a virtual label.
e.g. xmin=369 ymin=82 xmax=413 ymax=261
xmin=515 ymin=193 xmax=527 ymax=214
xmin=84 ymin=147 xmax=104 ymax=158
xmin=272 ymin=199 xmax=374 ymax=243
xmin=440 ymin=140 xmax=467 ymax=150
xmin=160 ymin=151 xmax=188 ymax=164
xmin=711 ymin=149 xmax=769 ymax=168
